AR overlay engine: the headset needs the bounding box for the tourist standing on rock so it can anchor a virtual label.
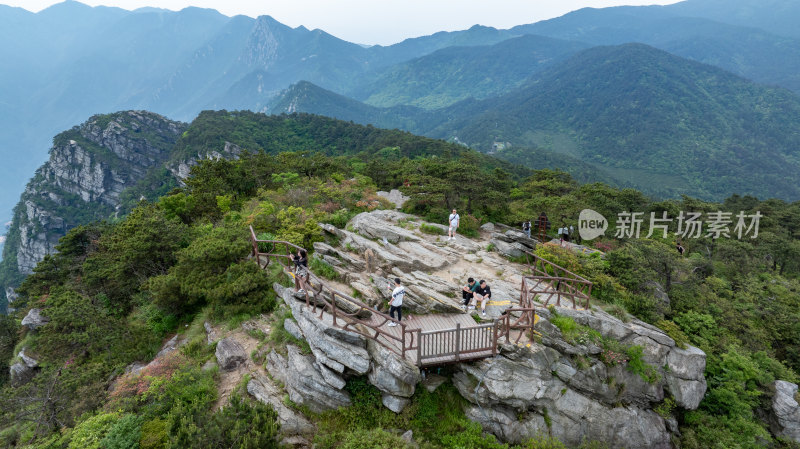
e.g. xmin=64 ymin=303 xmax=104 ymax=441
xmin=387 ymin=278 xmax=405 ymax=326
xmin=462 ymin=277 xmax=479 ymax=311
xmin=475 ymin=280 xmax=492 ymax=317
xmin=448 ymin=209 xmax=460 ymax=241
xmin=523 ymin=220 xmax=532 ymax=238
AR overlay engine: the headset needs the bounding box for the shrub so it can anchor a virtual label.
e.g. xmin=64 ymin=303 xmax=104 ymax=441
xmin=101 ymin=414 xmax=144 ymax=449
xmin=139 ymin=419 xmax=168 ymax=449
xmin=67 ymin=412 xmax=119 ymax=449
xmin=656 ymin=320 xmax=689 ymax=349
xmin=626 ymin=345 xmax=661 ymax=384
xmin=310 ymin=255 xmax=339 ymax=280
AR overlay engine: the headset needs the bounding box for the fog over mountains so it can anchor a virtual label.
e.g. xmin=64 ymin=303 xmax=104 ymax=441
xmin=2 ymin=0 xmax=800 ymax=226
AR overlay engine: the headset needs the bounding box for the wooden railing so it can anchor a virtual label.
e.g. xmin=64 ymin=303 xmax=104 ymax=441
xmin=414 ymin=322 xmax=498 ymax=366
xmin=248 ymin=227 xmax=590 ymax=366
xmin=524 ymin=251 xmax=592 ymax=309
xmin=250 ymin=226 xmax=415 ymax=359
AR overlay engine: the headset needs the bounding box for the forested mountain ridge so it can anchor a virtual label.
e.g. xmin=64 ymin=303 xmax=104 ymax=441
xmin=3 ymin=0 xmax=800 ymax=226
xmin=269 ymin=43 xmax=800 ymax=201
xmin=0 ymin=110 xmax=527 ymax=312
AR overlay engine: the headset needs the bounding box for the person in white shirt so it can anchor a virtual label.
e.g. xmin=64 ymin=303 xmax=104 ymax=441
xmin=448 ymin=209 xmax=460 ymax=241
xmin=387 ymin=278 xmax=405 ymax=326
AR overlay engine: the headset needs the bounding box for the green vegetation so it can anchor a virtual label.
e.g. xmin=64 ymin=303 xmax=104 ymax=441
xmin=2 ymin=111 xmax=800 ymax=449
xmin=419 ymin=223 xmax=446 ymax=235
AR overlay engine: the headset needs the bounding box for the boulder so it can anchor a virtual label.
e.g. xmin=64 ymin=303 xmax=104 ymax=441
xmin=9 ymin=349 xmax=39 ymax=386
xmin=367 ymin=339 xmax=421 ymax=402
xmin=204 ymin=322 xmax=219 ymax=345
xmin=480 ymin=223 xmax=496 ymax=232
xmin=215 ymin=337 xmax=247 ymax=371
xmin=489 ymin=238 xmax=528 ymax=259
xmin=247 ymin=371 xmax=316 ymax=435
xmin=156 ymin=334 xmax=186 ymax=358
xmin=349 ymin=210 xmax=421 ymax=244
xmin=266 ymin=346 xmax=351 ymax=413
xmin=284 ymin=318 xmax=304 ymax=341
xmin=21 ymin=308 xmax=49 ymax=331
xmin=376 ymin=189 xmax=410 ymax=209
xmin=770 ymin=380 xmax=800 ymax=443
xmin=382 ymin=393 xmax=411 ymax=413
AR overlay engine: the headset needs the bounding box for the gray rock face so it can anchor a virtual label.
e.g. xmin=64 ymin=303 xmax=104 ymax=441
xmin=9 ymin=349 xmax=39 ymax=386
xmin=7 ymin=111 xmax=187 ymax=277
xmin=247 ymin=371 xmax=315 ymax=435
xmin=367 ymin=339 xmax=420 ymax=401
xmin=376 ymin=189 xmax=410 ymax=209
xmin=452 ymin=305 xmax=707 ymax=448
xmin=770 ymin=380 xmax=800 ymax=442
xmin=21 ymin=308 xmax=49 ymax=330
xmin=204 ymin=322 xmax=219 ymax=345
xmin=266 ymin=346 xmax=351 ymax=413
xmin=454 ymin=346 xmax=672 ymax=449
xmin=276 ymin=283 xmax=370 ymax=375
xmin=215 ymin=337 xmax=247 ymax=371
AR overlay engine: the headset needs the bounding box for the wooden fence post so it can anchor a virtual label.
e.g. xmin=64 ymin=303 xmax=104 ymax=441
xmin=455 ymin=323 xmax=461 ymax=362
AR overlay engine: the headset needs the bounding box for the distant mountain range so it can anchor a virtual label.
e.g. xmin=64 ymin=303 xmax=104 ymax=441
xmin=2 ymin=0 xmax=800 ymax=227
xmin=268 ymin=43 xmax=800 ymax=200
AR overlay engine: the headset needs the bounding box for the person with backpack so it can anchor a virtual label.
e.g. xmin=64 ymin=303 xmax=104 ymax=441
xmin=448 ymin=209 xmax=460 ymax=241
xmin=386 ymin=278 xmax=405 ymax=326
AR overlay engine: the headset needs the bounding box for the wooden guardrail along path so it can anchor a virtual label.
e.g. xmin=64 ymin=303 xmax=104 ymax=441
xmin=249 ymin=226 xmax=591 ymax=367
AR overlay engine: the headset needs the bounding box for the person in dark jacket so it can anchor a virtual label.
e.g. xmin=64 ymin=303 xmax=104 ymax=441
xmin=475 ymin=280 xmax=492 ymax=317
xmin=461 ymin=277 xmax=479 ymax=311
xmin=289 ymin=249 xmax=309 ymax=290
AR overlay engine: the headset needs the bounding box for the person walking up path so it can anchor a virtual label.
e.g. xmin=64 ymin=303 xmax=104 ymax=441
xmin=387 ymin=278 xmax=405 ymax=326
xmin=448 ymin=209 xmax=460 ymax=241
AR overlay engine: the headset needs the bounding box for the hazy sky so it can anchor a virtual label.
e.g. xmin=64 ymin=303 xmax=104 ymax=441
xmin=6 ymin=0 xmax=682 ymax=45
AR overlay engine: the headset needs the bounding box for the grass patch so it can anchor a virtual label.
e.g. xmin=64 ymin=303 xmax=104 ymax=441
xmin=310 ymin=255 xmax=339 ymax=281
xmin=268 ymin=307 xmax=312 ymax=355
xmin=420 ymin=223 xmax=446 ymax=235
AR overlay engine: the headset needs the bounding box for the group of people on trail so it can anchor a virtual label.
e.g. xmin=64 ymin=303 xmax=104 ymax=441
xmin=558 ymin=225 xmax=574 ymax=245
xmin=461 ymin=277 xmax=492 ymax=317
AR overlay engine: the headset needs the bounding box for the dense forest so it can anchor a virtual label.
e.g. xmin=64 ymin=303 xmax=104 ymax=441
xmin=1 ymin=113 xmax=800 ymax=449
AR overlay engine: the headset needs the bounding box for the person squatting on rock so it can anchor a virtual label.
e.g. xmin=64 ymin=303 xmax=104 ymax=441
xmin=289 ymin=248 xmax=309 ymax=292
xmin=387 ymin=278 xmax=405 ymax=327
xmin=448 ymin=209 xmax=460 ymax=241
xmin=462 ymin=277 xmax=479 ymax=311
xmin=475 ymin=280 xmax=492 ymax=317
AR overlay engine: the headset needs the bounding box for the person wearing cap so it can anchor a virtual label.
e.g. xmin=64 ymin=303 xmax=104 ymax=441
xmin=474 ymin=280 xmax=492 ymax=317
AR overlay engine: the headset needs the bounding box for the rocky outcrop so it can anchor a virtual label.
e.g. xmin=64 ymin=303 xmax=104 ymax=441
xmin=168 ymin=141 xmax=242 ymax=181
xmin=770 ymin=380 xmax=800 ymax=443
xmin=215 ymin=337 xmax=247 ymax=371
xmin=453 ymin=305 xmax=706 ymax=448
xmin=5 ymin=287 xmax=19 ymax=313
xmin=376 ymin=189 xmax=409 ymax=209
xmin=9 ymin=349 xmax=39 ymax=386
xmin=265 ymin=282 xmax=421 ymax=414
xmin=259 ymin=211 xmax=707 ymax=447
xmin=3 ymin=111 xmax=187 ymax=281
xmin=266 ymin=346 xmax=351 ymax=413
xmin=247 ymin=371 xmax=315 ymax=435
xmin=21 ymin=308 xmax=48 ymax=331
